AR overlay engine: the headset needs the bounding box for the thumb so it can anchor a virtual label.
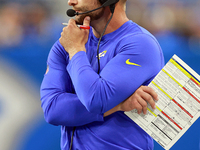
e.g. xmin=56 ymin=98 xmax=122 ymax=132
xmin=83 ymin=16 xmax=91 ymax=26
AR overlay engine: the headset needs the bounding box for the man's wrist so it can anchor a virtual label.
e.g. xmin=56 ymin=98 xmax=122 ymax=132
xmin=104 ymin=104 xmax=122 ymax=117
xmin=69 ymin=48 xmax=86 ymax=60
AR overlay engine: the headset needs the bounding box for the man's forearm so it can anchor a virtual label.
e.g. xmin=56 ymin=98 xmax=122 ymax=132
xmin=104 ymin=104 xmax=121 ymax=117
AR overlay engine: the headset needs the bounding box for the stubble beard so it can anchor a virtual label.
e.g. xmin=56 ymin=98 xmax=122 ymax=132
xmin=75 ymin=6 xmax=105 ymax=25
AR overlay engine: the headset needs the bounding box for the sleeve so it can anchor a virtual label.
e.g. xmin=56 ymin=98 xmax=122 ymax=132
xmin=67 ymin=34 xmax=164 ymax=114
xmin=40 ymin=40 xmax=104 ymax=127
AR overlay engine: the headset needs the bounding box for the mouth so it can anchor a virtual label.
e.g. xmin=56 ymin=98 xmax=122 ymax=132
xmin=75 ymin=10 xmax=82 ymax=15
xmin=73 ymin=7 xmax=83 ymax=14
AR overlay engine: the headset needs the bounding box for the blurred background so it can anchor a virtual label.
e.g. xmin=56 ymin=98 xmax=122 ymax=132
xmin=0 ymin=0 xmax=199 ymax=150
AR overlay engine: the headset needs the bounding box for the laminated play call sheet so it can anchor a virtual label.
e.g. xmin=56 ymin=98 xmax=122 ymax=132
xmin=125 ymin=54 xmax=200 ymax=150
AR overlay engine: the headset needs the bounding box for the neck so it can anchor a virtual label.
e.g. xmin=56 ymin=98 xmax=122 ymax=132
xmin=91 ymin=4 xmax=129 ymax=38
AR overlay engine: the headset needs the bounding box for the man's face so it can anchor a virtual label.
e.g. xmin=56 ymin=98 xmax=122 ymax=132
xmin=71 ymin=0 xmax=105 ymax=25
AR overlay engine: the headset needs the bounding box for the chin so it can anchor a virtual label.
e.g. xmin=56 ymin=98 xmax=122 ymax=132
xmin=75 ymin=16 xmax=84 ymax=25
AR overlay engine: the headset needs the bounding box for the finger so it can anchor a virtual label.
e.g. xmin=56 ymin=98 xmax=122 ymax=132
xmin=136 ymin=105 xmax=142 ymax=114
xmin=142 ymin=86 xmax=158 ymax=101
xmin=140 ymin=91 xmax=156 ymax=109
xmin=137 ymin=97 xmax=148 ymax=114
xmin=133 ymin=99 xmax=143 ymax=114
xmin=68 ymin=19 xmax=76 ymax=28
xmin=83 ymin=16 xmax=91 ymax=27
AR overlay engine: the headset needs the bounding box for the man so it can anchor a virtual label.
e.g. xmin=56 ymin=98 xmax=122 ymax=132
xmin=40 ymin=0 xmax=164 ymax=149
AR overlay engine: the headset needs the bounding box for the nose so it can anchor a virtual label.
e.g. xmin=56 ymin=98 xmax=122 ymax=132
xmin=68 ymin=0 xmax=78 ymax=6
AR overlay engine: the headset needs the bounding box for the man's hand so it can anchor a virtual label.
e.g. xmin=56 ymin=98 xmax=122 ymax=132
xmin=104 ymin=86 xmax=158 ymax=117
xmin=119 ymin=86 xmax=158 ymax=115
xmin=59 ymin=16 xmax=91 ymax=59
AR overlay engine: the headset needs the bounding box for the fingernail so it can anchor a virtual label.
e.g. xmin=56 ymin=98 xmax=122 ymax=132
xmin=156 ymin=96 xmax=159 ymax=100
xmin=85 ymin=16 xmax=90 ymax=21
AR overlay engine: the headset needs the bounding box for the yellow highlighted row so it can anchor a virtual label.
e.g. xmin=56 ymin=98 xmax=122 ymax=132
xmin=147 ymin=108 xmax=157 ymax=117
xmin=170 ymin=59 xmax=200 ymax=85
xmin=147 ymin=106 xmax=162 ymax=117
xmin=152 ymin=81 xmax=172 ymax=100
xmin=162 ymin=69 xmax=183 ymax=88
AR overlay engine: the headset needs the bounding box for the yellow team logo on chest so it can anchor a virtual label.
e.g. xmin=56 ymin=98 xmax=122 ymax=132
xmin=97 ymin=51 xmax=107 ymax=59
